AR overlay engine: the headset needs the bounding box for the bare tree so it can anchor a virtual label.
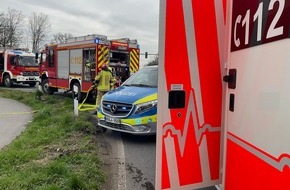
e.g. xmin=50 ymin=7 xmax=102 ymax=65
xmin=0 ymin=12 xmax=5 ymax=46
xmin=0 ymin=8 xmax=24 ymax=48
xmin=28 ymin=12 xmax=51 ymax=52
xmin=52 ymin=32 xmax=74 ymax=44
xmin=146 ymin=55 xmax=158 ymax=66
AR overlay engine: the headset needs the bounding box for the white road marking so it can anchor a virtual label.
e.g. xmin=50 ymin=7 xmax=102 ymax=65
xmin=117 ymin=134 xmax=127 ymax=190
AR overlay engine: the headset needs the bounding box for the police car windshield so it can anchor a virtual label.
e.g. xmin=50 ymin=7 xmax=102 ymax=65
xmin=18 ymin=56 xmax=39 ymax=67
xmin=123 ymin=66 xmax=158 ymax=87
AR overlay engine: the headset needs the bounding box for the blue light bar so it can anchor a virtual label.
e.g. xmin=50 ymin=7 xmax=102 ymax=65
xmin=94 ymin=38 xmax=100 ymax=44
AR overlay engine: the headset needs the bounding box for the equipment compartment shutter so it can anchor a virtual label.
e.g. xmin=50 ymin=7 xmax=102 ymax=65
xmin=70 ymin=49 xmax=83 ymax=75
xmin=57 ymin=50 xmax=69 ymax=79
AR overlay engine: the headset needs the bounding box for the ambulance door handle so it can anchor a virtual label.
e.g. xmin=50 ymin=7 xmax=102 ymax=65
xmin=223 ymin=69 xmax=237 ymax=89
xmin=168 ymin=90 xmax=186 ymax=109
xmin=229 ymin=93 xmax=235 ymax=112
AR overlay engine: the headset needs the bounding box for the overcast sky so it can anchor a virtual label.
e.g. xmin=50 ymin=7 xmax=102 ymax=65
xmin=0 ymin=0 xmax=160 ymax=67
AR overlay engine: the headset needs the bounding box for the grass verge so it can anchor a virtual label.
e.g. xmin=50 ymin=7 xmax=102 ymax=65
xmin=0 ymin=89 xmax=105 ymax=190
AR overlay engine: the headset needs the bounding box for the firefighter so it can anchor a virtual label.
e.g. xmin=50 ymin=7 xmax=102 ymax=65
xmin=108 ymin=66 xmax=119 ymax=90
xmin=94 ymin=64 xmax=114 ymax=110
xmin=85 ymin=60 xmax=95 ymax=69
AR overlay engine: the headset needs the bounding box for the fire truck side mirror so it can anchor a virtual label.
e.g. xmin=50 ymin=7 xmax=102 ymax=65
xmin=145 ymin=52 xmax=148 ymax=59
xmin=35 ymin=52 xmax=39 ymax=60
xmin=40 ymin=52 xmax=44 ymax=63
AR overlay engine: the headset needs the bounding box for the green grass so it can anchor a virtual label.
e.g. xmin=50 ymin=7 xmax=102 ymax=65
xmin=0 ymin=89 xmax=105 ymax=190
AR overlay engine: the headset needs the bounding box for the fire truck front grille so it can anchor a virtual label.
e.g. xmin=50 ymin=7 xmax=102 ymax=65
xmin=22 ymin=71 xmax=39 ymax=76
xmin=102 ymin=101 xmax=133 ymax=117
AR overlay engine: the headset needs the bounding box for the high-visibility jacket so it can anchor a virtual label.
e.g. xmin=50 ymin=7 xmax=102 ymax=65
xmin=95 ymin=70 xmax=113 ymax=91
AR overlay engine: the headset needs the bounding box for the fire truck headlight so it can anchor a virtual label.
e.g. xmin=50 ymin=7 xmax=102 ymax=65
xmin=134 ymin=100 xmax=157 ymax=114
xmin=20 ymin=72 xmax=23 ymax=75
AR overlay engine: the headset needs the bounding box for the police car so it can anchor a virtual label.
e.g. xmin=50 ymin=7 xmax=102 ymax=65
xmin=97 ymin=65 xmax=158 ymax=135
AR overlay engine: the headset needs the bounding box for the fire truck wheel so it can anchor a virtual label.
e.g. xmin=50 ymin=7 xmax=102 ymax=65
xmin=4 ymin=75 xmax=12 ymax=87
xmin=28 ymin=82 xmax=36 ymax=87
xmin=42 ymin=78 xmax=54 ymax=95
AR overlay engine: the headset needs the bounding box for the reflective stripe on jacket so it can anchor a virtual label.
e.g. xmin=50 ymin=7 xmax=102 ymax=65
xmin=95 ymin=70 xmax=113 ymax=91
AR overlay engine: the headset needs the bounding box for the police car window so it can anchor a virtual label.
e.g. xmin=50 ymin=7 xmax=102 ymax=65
xmin=124 ymin=67 xmax=158 ymax=87
xmin=135 ymin=74 xmax=148 ymax=83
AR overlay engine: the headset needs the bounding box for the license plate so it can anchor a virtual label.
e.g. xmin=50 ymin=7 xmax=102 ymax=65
xmin=105 ymin=116 xmax=121 ymax=124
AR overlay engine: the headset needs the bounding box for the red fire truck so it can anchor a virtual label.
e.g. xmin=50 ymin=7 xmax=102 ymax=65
xmin=39 ymin=34 xmax=140 ymax=100
xmin=0 ymin=49 xmax=39 ymax=87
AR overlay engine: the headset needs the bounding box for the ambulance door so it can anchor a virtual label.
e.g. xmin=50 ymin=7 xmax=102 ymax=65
xmin=223 ymin=0 xmax=290 ymax=189
xmin=156 ymin=0 xmax=227 ymax=189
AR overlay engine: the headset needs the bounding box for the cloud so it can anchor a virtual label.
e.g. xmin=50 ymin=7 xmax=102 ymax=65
xmin=0 ymin=0 xmax=159 ymax=66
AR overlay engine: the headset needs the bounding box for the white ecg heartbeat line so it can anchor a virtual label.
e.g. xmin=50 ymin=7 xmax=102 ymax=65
xmin=228 ymin=133 xmax=290 ymax=172
xmin=162 ymin=89 xmax=221 ymax=156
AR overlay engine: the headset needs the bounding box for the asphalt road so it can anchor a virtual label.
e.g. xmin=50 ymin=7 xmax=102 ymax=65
xmin=99 ymin=130 xmax=156 ymax=190
xmin=0 ymin=98 xmax=33 ymax=150
xmin=101 ymin=129 xmax=218 ymax=190
xmin=121 ymin=133 xmax=156 ymax=189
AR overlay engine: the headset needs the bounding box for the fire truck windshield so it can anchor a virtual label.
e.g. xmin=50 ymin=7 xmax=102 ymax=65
xmin=18 ymin=56 xmax=39 ymax=67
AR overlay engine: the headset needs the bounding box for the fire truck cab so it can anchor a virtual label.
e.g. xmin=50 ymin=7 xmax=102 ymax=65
xmin=0 ymin=49 xmax=39 ymax=87
xmin=39 ymin=34 xmax=140 ymax=101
